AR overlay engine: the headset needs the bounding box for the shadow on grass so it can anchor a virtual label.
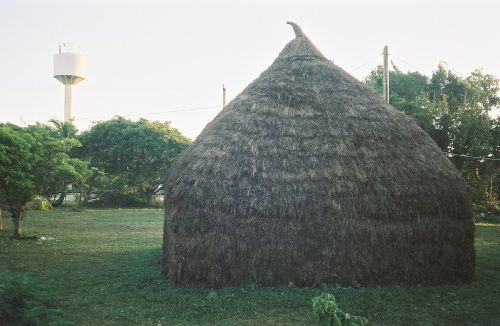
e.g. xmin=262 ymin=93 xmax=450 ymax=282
xmin=1 ymin=221 xmax=500 ymax=325
xmin=49 ymin=245 xmax=500 ymax=326
xmin=8 ymin=235 xmax=39 ymax=240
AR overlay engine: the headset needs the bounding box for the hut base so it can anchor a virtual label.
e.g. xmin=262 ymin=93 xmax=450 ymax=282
xmin=163 ymin=212 xmax=474 ymax=287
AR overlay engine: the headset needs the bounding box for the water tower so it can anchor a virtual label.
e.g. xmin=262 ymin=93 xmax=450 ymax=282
xmin=53 ymin=44 xmax=86 ymax=122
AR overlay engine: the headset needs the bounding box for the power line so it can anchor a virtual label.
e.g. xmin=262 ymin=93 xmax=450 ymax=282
xmin=391 ymin=54 xmax=427 ymax=74
xmin=346 ymin=52 xmax=428 ymax=76
xmin=73 ymin=105 xmax=222 ymax=121
xmin=349 ymin=54 xmax=382 ymax=73
xmin=9 ymin=105 xmax=222 ymax=125
xmin=445 ymin=152 xmax=500 ymax=162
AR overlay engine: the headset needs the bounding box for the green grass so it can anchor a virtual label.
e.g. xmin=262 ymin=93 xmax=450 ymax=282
xmin=1 ymin=209 xmax=499 ymax=325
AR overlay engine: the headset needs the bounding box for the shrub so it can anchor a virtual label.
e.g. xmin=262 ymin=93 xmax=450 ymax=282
xmin=312 ymin=292 xmax=369 ymax=326
xmin=0 ymin=269 xmax=70 ymax=325
xmin=151 ymin=197 xmax=164 ymax=209
xmin=87 ymin=191 xmax=148 ymax=208
xmin=26 ymin=197 xmax=52 ymax=211
xmin=473 ymin=200 xmax=500 ymax=216
xmin=85 ymin=191 xmax=165 ymax=208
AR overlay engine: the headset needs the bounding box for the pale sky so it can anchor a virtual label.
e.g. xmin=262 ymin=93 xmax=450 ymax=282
xmin=1 ymin=0 xmax=499 ymax=139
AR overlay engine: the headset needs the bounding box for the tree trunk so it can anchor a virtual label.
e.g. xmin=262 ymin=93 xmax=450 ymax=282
xmin=146 ymin=193 xmax=153 ymax=207
xmin=11 ymin=207 xmax=25 ymax=238
xmin=0 ymin=208 xmax=3 ymax=231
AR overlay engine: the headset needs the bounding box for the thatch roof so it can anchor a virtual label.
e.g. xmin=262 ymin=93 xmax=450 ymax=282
xmin=162 ymin=22 xmax=474 ymax=287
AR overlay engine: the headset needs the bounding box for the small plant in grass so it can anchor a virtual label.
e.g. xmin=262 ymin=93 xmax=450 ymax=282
xmin=0 ymin=269 xmax=70 ymax=325
xmin=206 ymin=290 xmax=218 ymax=301
xmin=312 ymin=292 xmax=369 ymax=326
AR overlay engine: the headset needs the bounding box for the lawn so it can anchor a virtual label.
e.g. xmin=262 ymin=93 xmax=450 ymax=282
xmin=1 ymin=208 xmax=499 ymax=325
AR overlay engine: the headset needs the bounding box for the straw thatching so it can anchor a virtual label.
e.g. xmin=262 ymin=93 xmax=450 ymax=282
xmin=162 ymin=22 xmax=474 ymax=287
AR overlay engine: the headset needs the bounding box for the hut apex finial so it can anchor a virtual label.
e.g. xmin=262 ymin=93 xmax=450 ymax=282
xmin=286 ymin=21 xmax=306 ymax=38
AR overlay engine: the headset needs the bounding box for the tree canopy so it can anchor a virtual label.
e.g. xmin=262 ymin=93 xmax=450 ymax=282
xmin=366 ymin=64 xmax=500 ymax=209
xmin=76 ymin=117 xmax=191 ymax=206
xmin=0 ymin=123 xmax=90 ymax=237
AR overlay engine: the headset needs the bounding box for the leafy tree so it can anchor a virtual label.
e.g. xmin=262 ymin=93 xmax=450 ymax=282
xmin=77 ymin=117 xmax=190 ymax=206
xmin=366 ymin=64 xmax=440 ymax=135
xmin=366 ymin=64 xmax=500 ymax=209
xmin=44 ymin=120 xmax=91 ymax=206
xmin=0 ymin=123 xmax=89 ymax=238
xmin=48 ymin=119 xmax=78 ymax=139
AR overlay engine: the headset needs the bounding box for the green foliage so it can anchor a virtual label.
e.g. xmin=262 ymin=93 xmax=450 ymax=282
xmin=312 ymin=292 xmax=369 ymax=326
xmin=366 ymin=64 xmax=500 ymax=208
xmin=0 ymin=269 xmax=69 ymax=325
xmin=26 ymin=197 xmax=52 ymax=211
xmin=37 ymin=121 xmax=92 ymax=206
xmin=76 ymin=117 xmax=190 ymax=206
xmin=150 ymin=197 xmax=164 ymax=209
xmin=85 ymin=191 xmax=150 ymax=208
xmin=473 ymin=201 xmax=500 ymax=216
xmin=0 ymin=123 xmax=89 ymax=237
xmin=48 ymin=119 xmax=78 ymax=139
xmin=0 ymin=124 xmax=38 ymax=210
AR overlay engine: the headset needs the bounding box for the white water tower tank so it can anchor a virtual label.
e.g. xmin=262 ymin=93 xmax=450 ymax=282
xmin=53 ymin=44 xmax=86 ymax=122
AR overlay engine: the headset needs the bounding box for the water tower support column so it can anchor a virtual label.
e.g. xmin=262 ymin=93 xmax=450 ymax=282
xmin=64 ymin=84 xmax=73 ymax=122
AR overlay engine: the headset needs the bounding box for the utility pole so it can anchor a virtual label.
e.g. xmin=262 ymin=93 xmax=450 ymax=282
xmin=222 ymin=84 xmax=227 ymax=107
xmin=383 ymin=45 xmax=390 ymax=103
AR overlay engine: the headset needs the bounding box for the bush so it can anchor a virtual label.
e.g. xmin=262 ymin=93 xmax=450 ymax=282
xmin=26 ymin=197 xmax=52 ymax=211
xmin=0 ymin=269 xmax=70 ymax=325
xmin=88 ymin=191 xmax=148 ymax=208
xmin=312 ymin=292 xmax=369 ymax=326
xmin=151 ymin=197 xmax=164 ymax=209
xmin=85 ymin=191 xmax=164 ymax=208
xmin=473 ymin=200 xmax=500 ymax=216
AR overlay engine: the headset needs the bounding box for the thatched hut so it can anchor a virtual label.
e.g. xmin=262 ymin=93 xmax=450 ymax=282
xmin=162 ymin=22 xmax=474 ymax=287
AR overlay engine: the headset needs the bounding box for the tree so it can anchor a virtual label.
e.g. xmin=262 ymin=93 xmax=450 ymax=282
xmin=366 ymin=64 xmax=500 ymax=209
xmin=0 ymin=123 xmax=89 ymax=238
xmin=366 ymin=64 xmax=441 ymax=136
xmin=48 ymin=119 xmax=78 ymax=139
xmin=44 ymin=120 xmax=89 ymax=206
xmin=77 ymin=117 xmax=190 ymax=206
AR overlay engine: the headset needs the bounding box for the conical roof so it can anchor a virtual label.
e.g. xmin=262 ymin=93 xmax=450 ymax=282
xmin=162 ymin=22 xmax=474 ymax=287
